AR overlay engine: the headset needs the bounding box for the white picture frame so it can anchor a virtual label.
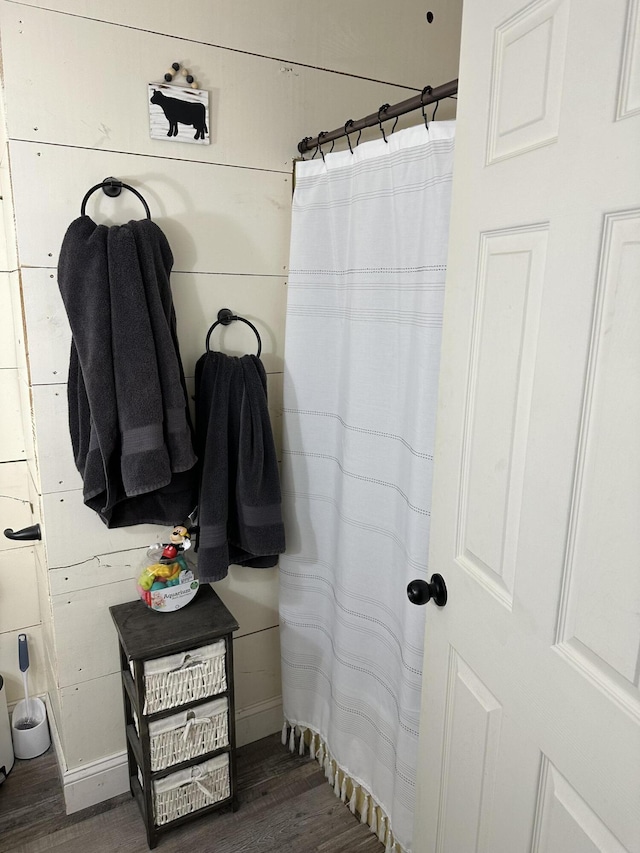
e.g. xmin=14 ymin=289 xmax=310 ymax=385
xmin=148 ymin=83 xmax=210 ymax=145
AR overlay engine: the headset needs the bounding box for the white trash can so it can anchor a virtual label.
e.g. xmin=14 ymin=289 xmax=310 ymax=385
xmin=0 ymin=674 xmax=15 ymax=782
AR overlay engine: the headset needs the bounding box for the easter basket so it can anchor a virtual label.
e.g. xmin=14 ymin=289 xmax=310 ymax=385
xmin=141 ymin=641 xmax=227 ymax=715
xmin=142 ymin=697 xmax=229 ymax=771
xmin=147 ymin=753 xmax=231 ymax=825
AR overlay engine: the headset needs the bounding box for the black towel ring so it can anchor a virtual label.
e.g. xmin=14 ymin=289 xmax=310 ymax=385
xmin=80 ymin=177 xmax=151 ymax=219
xmin=205 ymin=308 xmax=262 ymax=358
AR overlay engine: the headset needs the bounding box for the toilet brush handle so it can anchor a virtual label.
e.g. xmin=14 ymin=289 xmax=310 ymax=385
xmin=18 ymin=634 xmax=29 ymax=673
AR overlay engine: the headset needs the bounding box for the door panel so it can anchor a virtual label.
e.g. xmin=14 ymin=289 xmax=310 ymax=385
xmin=554 ymin=211 xmax=640 ymax=712
xmin=436 ymin=650 xmax=502 ymax=853
xmin=533 ymin=759 xmax=630 ymax=853
xmin=617 ymin=0 xmax=640 ymax=121
xmin=487 ymin=0 xmax=570 ymax=163
xmin=459 ymin=225 xmax=548 ymax=608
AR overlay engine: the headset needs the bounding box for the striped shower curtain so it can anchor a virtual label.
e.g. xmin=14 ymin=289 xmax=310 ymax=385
xmin=280 ymin=121 xmax=455 ymax=853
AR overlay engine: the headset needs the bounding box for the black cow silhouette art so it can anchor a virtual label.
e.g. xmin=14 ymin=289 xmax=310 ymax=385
xmin=150 ymin=89 xmax=208 ymax=140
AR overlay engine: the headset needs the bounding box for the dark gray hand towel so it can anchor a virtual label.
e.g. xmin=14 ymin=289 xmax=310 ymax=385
xmin=59 ymin=218 xmax=118 ymax=509
xmin=130 ymin=220 xmax=195 ymax=475
xmin=195 ymin=352 xmax=285 ymax=582
xmin=58 ymin=215 xmax=197 ymax=527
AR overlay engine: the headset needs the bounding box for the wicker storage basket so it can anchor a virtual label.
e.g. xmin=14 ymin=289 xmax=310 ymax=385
xmin=142 ymin=641 xmax=227 ymax=714
xmin=144 ymin=697 xmax=229 ymax=771
xmin=151 ymin=753 xmax=231 ymax=825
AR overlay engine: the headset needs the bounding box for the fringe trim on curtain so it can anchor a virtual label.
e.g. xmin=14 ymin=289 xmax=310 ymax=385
xmin=334 ymin=769 xmax=341 ymax=798
xmin=370 ymin=805 xmax=378 ymax=837
xmin=340 ymin=775 xmax=348 ymax=803
xmin=378 ymin=814 xmax=387 ymax=844
xmin=361 ymin=792 xmax=370 ymax=825
xmin=281 ymin=720 xmax=405 ymax=853
xmin=349 ymin=783 xmax=359 ymax=814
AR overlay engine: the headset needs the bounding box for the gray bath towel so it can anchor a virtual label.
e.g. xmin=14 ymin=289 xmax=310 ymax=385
xmin=58 ymin=216 xmax=197 ymax=527
xmin=195 ymin=352 xmax=285 ymax=582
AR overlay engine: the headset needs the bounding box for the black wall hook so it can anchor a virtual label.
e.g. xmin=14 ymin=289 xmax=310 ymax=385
xmin=4 ymin=524 xmax=41 ymax=541
xmin=205 ymin=308 xmax=262 ymax=358
xmin=80 ymin=177 xmax=151 ymax=218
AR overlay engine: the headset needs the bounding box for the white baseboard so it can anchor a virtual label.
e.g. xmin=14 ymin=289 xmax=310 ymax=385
xmin=235 ymin=695 xmax=283 ymax=747
xmin=47 ymin=693 xmax=283 ymax=814
xmin=43 ymin=691 xmax=129 ymax=815
xmin=63 ymin=751 xmax=130 ymax=815
xmin=43 ymin=692 xmax=64 ymax=781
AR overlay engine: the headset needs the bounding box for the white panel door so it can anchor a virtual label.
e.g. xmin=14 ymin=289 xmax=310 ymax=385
xmin=413 ymin=1 xmax=640 ymax=852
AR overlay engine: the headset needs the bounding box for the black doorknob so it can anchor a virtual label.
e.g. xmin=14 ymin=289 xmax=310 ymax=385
xmin=407 ymin=574 xmax=447 ymax=607
xmin=3 ymin=524 xmax=41 ymax=541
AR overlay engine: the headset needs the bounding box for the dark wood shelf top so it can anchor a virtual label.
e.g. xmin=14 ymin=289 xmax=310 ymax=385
xmin=110 ymin=584 xmax=239 ymax=661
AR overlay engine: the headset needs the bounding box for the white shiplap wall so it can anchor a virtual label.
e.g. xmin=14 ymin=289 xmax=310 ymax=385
xmin=0 ymin=0 xmax=461 ymax=808
xmin=0 ymin=84 xmax=49 ymax=715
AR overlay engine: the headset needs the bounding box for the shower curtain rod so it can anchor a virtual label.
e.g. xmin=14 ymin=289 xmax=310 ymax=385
xmin=297 ymin=78 xmax=458 ymax=154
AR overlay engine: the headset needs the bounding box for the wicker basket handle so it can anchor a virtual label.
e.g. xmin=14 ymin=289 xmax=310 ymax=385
xmin=182 ymin=709 xmax=213 ymax=742
xmin=170 ymin=653 xmax=206 ymax=672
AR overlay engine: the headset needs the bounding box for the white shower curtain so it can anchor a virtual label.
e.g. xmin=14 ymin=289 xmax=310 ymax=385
xmin=280 ymin=121 xmax=455 ymax=853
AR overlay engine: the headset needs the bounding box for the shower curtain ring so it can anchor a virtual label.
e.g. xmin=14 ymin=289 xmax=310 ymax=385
xmin=377 ymin=104 xmax=390 ymax=143
xmin=318 ymin=131 xmax=328 ymax=162
xmin=421 ymin=85 xmax=433 ymax=129
xmin=432 ymin=99 xmax=440 ymax=122
xmin=299 ymin=136 xmax=312 ymax=159
xmin=344 ymin=120 xmax=355 ymax=154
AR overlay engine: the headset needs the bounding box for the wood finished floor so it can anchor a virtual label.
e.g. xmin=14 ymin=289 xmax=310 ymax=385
xmin=0 ymin=734 xmax=384 ymax=853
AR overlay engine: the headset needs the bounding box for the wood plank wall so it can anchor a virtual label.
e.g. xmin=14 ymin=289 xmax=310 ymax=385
xmin=0 ymin=0 xmax=461 ymax=780
xmin=0 ymin=80 xmax=49 ymax=713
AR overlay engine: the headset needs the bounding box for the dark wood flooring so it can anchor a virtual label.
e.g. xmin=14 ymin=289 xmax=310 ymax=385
xmin=0 ymin=734 xmax=383 ymax=853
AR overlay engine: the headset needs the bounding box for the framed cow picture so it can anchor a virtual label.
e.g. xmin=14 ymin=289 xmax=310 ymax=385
xmin=148 ymin=83 xmax=210 ymax=145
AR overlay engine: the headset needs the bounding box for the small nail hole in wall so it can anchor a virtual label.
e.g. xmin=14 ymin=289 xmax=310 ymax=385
xmin=426 ymin=11 xmax=434 ymax=22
